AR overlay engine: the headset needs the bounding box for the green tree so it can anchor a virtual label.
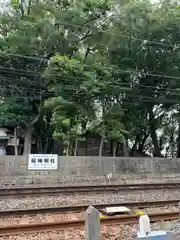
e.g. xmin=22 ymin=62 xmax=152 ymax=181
xmin=1 ymin=0 xmax=180 ymax=157
xmin=0 ymin=0 xmax=110 ymax=155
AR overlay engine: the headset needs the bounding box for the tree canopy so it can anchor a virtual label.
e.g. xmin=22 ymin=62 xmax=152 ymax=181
xmin=0 ymin=0 xmax=180 ymax=157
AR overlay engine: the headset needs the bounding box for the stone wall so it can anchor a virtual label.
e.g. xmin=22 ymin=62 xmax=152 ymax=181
xmin=1 ymin=156 xmax=180 ymax=184
xmin=1 ymin=156 xmax=180 ymax=176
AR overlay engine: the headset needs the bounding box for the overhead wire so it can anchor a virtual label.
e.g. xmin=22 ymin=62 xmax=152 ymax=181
xmin=0 ymin=1 xmax=178 ymax=89
xmin=0 ymin=12 xmax=178 ymax=64
xmin=1 ymin=82 xmax=180 ymax=104
xmin=2 ymin=74 xmax=180 ymax=98
xmin=0 ymin=8 xmax=179 ymax=103
xmin=1 ymin=64 xmax=180 ymax=83
xmin=1 ymin=94 xmax=180 ymax=105
xmin=2 ymin=71 xmax=180 ymax=100
xmin=0 ymin=18 xmax=178 ymax=64
xmin=49 ymin=20 xmax=178 ymax=49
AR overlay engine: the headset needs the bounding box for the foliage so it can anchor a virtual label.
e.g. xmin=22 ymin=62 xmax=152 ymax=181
xmin=1 ymin=0 xmax=180 ymax=156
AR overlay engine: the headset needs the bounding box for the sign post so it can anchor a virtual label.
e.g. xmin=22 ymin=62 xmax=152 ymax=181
xmin=28 ymin=154 xmax=58 ymax=170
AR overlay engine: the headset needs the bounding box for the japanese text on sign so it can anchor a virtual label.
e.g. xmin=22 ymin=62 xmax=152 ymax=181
xmin=28 ymin=154 xmax=58 ymax=170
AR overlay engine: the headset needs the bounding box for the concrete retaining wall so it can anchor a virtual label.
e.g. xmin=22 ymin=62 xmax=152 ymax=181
xmin=1 ymin=156 xmax=180 ymax=184
xmin=1 ymin=156 xmax=180 ymax=176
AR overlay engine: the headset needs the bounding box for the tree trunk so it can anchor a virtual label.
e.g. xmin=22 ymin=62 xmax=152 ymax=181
xmin=66 ymin=145 xmax=69 ymax=156
xmin=66 ymin=140 xmax=69 ymax=156
xmin=44 ymin=110 xmax=53 ymax=154
xmin=149 ymin=110 xmax=161 ymax=157
xmin=113 ymin=142 xmax=117 ymax=157
xmin=49 ymin=139 xmax=54 ymax=154
xmin=138 ymin=133 xmax=149 ymax=153
xmin=23 ymin=101 xmax=44 ymax=156
xmin=113 ymin=147 xmax=116 ymax=157
xmin=18 ymin=144 xmax=23 ymax=155
xmin=23 ymin=125 xmax=33 ymax=155
xmin=74 ymin=138 xmax=78 ymax=156
xmin=123 ymin=141 xmax=129 ymax=157
xmin=14 ymin=127 xmax=18 ymax=156
xmin=171 ymin=128 xmax=175 ymax=158
xmin=150 ymin=128 xmax=161 ymax=157
xmin=177 ymin=121 xmax=180 ymax=158
xmin=46 ymin=137 xmax=52 ymax=154
xmin=131 ymin=135 xmax=139 ymax=156
xmin=85 ymin=139 xmax=88 ymax=156
xmin=27 ymin=0 xmax=32 ymax=14
xmin=20 ymin=0 xmax=25 ymax=16
xmin=69 ymin=140 xmax=73 ymax=156
xmin=37 ymin=136 xmax=43 ymax=153
xmin=44 ymin=137 xmax=49 ymax=154
xmin=99 ymin=136 xmax=104 ymax=157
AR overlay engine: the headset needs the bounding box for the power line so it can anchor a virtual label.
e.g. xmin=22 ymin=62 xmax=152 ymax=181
xmin=1 ymin=64 xmax=180 ymax=83
xmin=1 ymin=88 xmax=180 ymax=104
xmin=0 ymin=20 xmax=178 ymax=64
xmin=2 ymin=75 xmax=180 ymax=99
xmin=0 ymin=53 xmax=47 ymax=61
xmin=54 ymin=20 xmax=178 ymax=49
xmin=0 ymin=95 xmax=179 ymax=105
xmin=0 ymin=79 xmax=176 ymax=97
xmin=0 ymin=12 xmax=178 ymax=63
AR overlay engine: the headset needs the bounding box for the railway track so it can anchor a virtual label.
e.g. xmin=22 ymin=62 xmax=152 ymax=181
xmin=0 ymin=211 xmax=178 ymax=236
xmin=0 ymin=199 xmax=179 ymax=217
xmin=1 ymin=182 xmax=180 ymax=198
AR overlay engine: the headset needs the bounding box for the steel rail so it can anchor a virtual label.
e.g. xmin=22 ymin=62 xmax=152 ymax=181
xmin=0 ymin=211 xmax=179 ymax=236
xmin=1 ymin=183 xmax=180 ymax=197
xmin=0 ymin=199 xmax=179 ymax=217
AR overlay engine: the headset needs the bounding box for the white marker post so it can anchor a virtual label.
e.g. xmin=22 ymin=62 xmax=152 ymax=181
xmin=136 ymin=214 xmax=176 ymax=239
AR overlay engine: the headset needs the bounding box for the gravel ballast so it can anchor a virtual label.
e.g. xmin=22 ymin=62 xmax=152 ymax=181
xmin=1 ymin=221 xmax=178 ymax=240
xmin=0 ymin=206 xmax=178 ymax=226
xmin=0 ymin=189 xmax=180 ymax=239
xmin=0 ymin=209 xmax=179 ymax=239
xmin=0 ymin=213 xmax=83 ymax=226
xmin=1 ymin=189 xmax=180 ymax=210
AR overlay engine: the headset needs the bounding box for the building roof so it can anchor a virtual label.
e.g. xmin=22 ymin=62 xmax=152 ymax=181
xmin=0 ymin=136 xmax=9 ymax=139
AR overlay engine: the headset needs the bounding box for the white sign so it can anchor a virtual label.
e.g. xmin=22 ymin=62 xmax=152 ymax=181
xmin=28 ymin=154 xmax=58 ymax=170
